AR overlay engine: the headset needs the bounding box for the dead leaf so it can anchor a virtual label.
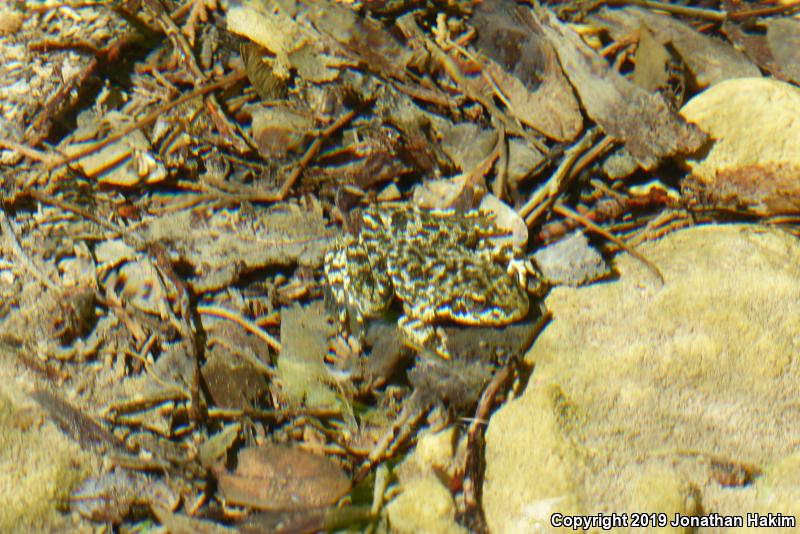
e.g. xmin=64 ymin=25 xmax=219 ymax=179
xmin=766 ymin=18 xmax=800 ymax=84
xmin=288 ymin=42 xmax=350 ymax=83
xmin=214 ymin=445 xmax=351 ymax=510
xmin=228 ymin=0 xmax=350 ymax=83
xmin=32 ymin=390 xmax=124 ymax=453
xmin=226 ymin=0 xmax=304 ymax=79
xmin=313 ymin=119 xmax=412 ymax=191
xmin=631 ymin=26 xmax=671 ymax=93
xmin=152 ymin=506 xmax=238 ymax=534
xmin=592 ymin=6 xmax=760 ymax=88
xmin=535 ymin=5 xmax=706 ymax=168
xmin=303 ymin=0 xmax=412 ymax=80
xmin=276 ymin=301 xmax=340 ymax=410
xmin=203 ymin=354 xmax=269 ymax=411
xmin=472 ymin=1 xmax=583 ymax=142
xmin=64 ymin=130 xmax=167 ymax=186
xmin=241 ymin=42 xmax=288 ymax=100
xmin=250 ymin=104 xmax=314 ymax=158
xmin=138 ymin=203 xmax=333 ymax=292
xmin=720 ymin=21 xmax=787 ymax=83
xmin=71 ymin=469 xmax=178 ymax=524
xmin=199 ymin=424 xmax=242 ymax=469
xmin=438 ymin=122 xmax=497 ymax=174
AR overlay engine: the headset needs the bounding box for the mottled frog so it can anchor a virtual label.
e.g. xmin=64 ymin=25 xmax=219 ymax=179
xmin=324 ymin=204 xmax=531 ymax=358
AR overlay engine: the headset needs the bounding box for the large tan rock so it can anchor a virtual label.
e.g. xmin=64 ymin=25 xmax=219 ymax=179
xmin=386 ymin=427 xmax=468 ymax=534
xmin=679 ymin=78 xmax=800 ymax=215
xmin=484 ymin=224 xmax=800 ymax=533
xmin=0 ymin=378 xmax=100 ymax=532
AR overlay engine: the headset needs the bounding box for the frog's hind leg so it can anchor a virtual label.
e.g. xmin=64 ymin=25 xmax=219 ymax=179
xmin=397 ymin=315 xmax=451 ymax=360
xmin=345 ymin=239 xmax=394 ymax=319
xmin=323 ymin=244 xmax=351 ymax=327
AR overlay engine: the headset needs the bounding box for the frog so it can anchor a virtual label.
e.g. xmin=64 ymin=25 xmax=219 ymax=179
xmin=323 ymin=204 xmax=531 ymax=359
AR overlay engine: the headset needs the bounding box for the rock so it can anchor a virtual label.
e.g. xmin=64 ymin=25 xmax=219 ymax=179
xmin=532 ymin=231 xmax=609 ymax=286
xmin=0 ymin=380 xmax=100 ymax=531
xmin=678 ymin=78 xmax=800 ymax=215
xmin=483 ymin=225 xmax=800 ymax=534
xmin=386 ymin=427 xmax=466 ymax=534
xmin=386 ymin=477 xmax=467 ymax=534
xmin=396 ymin=426 xmax=460 ymax=483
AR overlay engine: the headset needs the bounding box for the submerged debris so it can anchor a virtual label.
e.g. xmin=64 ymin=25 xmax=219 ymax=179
xmin=1 ymin=0 xmax=799 ymax=530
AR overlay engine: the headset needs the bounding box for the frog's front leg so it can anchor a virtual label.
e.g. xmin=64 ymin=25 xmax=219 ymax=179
xmin=323 ymin=243 xmax=351 ymax=329
xmin=481 ymin=242 xmax=535 ymax=288
xmin=397 ymin=315 xmax=451 ymax=360
xmin=324 ymin=238 xmax=371 ymax=348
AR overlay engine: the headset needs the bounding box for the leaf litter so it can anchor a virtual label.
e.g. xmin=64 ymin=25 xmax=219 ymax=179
xmin=0 ymin=0 xmax=799 ymax=531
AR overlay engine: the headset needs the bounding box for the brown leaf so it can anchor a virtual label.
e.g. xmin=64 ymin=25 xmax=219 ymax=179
xmin=152 ymin=506 xmax=238 ymax=534
xmin=720 ymin=21 xmax=788 ymax=82
xmin=71 ymin=469 xmax=178 ymax=524
xmin=472 ymin=2 xmax=583 ymax=142
xmin=241 ymin=42 xmax=287 ymax=101
xmin=277 ymin=301 xmax=340 ymax=410
xmin=215 ymin=445 xmax=351 ymax=510
xmin=630 ymin=26 xmax=671 ymax=93
xmin=766 ymin=18 xmax=800 ymax=84
xmin=250 ymin=105 xmax=314 ymax=158
xmin=136 ymin=203 xmax=333 ymax=292
xmin=203 ymin=355 xmax=269 ymax=411
xmin=32 ymin=390 xmax=124 ymax=453
xmin=534 ymin=6 xmax=706 ymax=168
xmin=591 ymin=7 xmax=760 ymax=88
xmin=303 ymin=0 xmax=412 ymax=80
xmin=684 ymin=164 xmax=800 ymax=215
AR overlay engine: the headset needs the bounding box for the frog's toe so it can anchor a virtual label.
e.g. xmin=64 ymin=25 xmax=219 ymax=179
xmin=398 ymin=316 xmax=451 ymax=360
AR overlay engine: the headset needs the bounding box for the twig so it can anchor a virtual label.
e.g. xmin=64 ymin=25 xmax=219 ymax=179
xmin=491 ymin=126 xmax=509 ymax=201
xmin=553 ymin=203 xmax=665 ymax=284
xmin=28 ymin=190 xmax=126 ymax=236
xmin=403 ymin=16 xmax=548 ymax=154
xmin=364 ymin=465 xmax=390 ymax=534
xmin=519 ymin=127 xmax=601 ymax=225
xmin=728 ymin=0 xmax=800 ymax=20
xmin=46 ymin=70 xmax=247 ymax=171
xmin=147 ymin=1 xmax=251 ymax=153
xmin=277 ymin=108 xmax=357 ymax=199
xmin=197 ymin=304 xmax=281 ymax=352
xmin=0 ymin=208 xmax=61 ymax=292
xmin=0 ymin=138 xmax=59 ymax=166
xmin=605 ymin=0 xmax=727 ymax=21
xmin=353 ymin=391 xmax=428 ymax=484
xmin=571 ymin=134 xmax=615 ymax=178
xmin=461 ymin=364 xmax=512 ymax=519
xmin=149 ymin=243 xmax=207 ymax=424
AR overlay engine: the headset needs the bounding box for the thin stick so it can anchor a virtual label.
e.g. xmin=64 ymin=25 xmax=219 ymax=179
xmin=608 ymin=0 xmax=727 ymax=21
xmin=519 ymin=127 xmax=600 ymax=224
xmin=728 ymin=0 xmax=800 ymax=20
xmin=197 ymin=304 xmax=281 ymax=352
xmin=420 ymin=29 xmax=548 ymax=153
xmin=277 ymin=108 xmax=357 ymax=199
xmin=28 ymin=190 xmax=125 ymax=235
xmin=353 ymin=392 xmax=427 ymax=484
xmin=0 ymin=138 xmax=58 ymax=165
xmin=0 ymin=209 xmax=61 ymax=292
xmin=46 ymin=70 xmax=247 ymax=171
xmin=554 ymin=203 xmax=664 ymax=284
